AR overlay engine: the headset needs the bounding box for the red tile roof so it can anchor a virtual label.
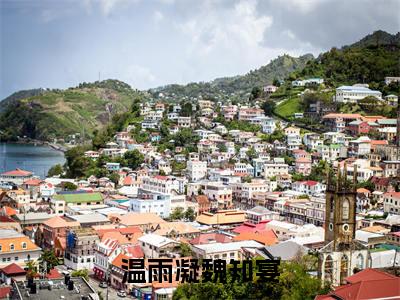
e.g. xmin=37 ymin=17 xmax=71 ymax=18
xmin=317 ymin=269 xmax=400 ymax=300
xmin=0 ymin=287 xmax=11 ymax=299
xmin=1 ymin=263 xmax=26 ymax=275
xmin=334 ymin=278 xmax=400 ymax=300
xmin=345 ymin=268 xmax=397 ymax=284
xmin=232 ymin=220 xmax=271 ymax=234
xmin=1 ymin=168 xmax=32 ymax=177
xmin=46 ymin=268 xmax=62 ymax=279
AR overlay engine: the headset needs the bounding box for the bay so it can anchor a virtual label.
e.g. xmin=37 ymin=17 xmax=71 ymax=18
xmin=0 ymin=143 xmax=65 ymax=178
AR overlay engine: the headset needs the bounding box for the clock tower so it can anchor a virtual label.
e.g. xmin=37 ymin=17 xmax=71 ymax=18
xmin=319 ymin=163 xmax=369 ymax=286
xmin=324 ymin=163 xmax=357 ymax=250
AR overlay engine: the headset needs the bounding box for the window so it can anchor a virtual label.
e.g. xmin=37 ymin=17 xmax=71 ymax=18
xmin=0 ymin=245 xmax=2 ymax=252
xmin=9 ymin=244 xmax=14 ymax=251
xmin=21 ymin=242 xmax=27 ymax=249
xmin=342 ymin=200 xmax=349 ymax=220
xmin=15 ymin=257 xmax=19 ymax=261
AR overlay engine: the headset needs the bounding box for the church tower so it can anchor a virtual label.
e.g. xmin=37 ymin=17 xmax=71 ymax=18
xmin=324 ymin=163 xmax=357 ymax=250
xmin=319 ymin=164 xmax=369 ymax=286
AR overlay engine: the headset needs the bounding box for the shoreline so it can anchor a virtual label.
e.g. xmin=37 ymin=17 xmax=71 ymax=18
xmin=1 ymin=140 xmax=68 ymax=153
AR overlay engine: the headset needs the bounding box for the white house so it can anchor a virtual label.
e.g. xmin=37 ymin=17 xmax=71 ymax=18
xmin=138 ymin=234 xmax=179 ymax=259
xmin=291 ymin=181 xmax=326 ymax=195
xmin=334 ymin=86 xmax=382 ymax=103
xmin=187 ymin=160 xmax=208 ymax=182
xmin=129 ymin=193 xmax=171 ymax=218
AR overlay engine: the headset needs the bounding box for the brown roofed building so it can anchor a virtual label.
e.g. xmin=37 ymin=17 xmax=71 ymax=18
xmin=196 ymin=210 xmax=246 ymax=226
xmin=115 ymin=212 xmax=166 ymax=230
xmin=189 ymin=233 xmax=232 ymax=245
xmin=42 ymin=216 xmax=80 ymax=256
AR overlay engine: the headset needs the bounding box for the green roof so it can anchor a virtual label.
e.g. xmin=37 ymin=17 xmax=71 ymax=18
xmin=54 ymin=192 xmax=103 ymax=203
xmin=378 ymin=119 xmax=396 ymax=125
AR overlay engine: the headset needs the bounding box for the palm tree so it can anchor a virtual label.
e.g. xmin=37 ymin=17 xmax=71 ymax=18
xmin=25 ymin=260 xmax=38 ymax=279
xmin=38 ymin=249 xmax=60 ymax=273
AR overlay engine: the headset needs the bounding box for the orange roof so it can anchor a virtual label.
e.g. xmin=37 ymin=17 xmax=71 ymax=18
xmin=357 ymin=188 xmax=370 ymax=194
xmin=1 ymin=168 xmax=32 ymax=176
xmin=101 ymin=231 xmax=130 ymax=244
xmin=369 ymin=140 xmax=388 ymax=145
xmin=0 ymin=236 xmax=40 ymax=253
xmin=23 ymin=178 xmax=43 ymax=186
xmin=2 ymin=206 xmax=17 ymax=217
xmin=123 ymin=176 xmax=134 ymax=185
xmin=322 ymin=113 xmax=362 ymax=119
xmin=232 ymin=230 xmax=278 ymax=246
xmin=295 ymin=157 xmax=311 ymax=163
xmin=43 ymin=216 xmax=80 ymax=228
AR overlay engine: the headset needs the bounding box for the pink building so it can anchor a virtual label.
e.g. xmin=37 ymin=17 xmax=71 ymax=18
xmin=295 ymin=157 xmax=312 ymax=176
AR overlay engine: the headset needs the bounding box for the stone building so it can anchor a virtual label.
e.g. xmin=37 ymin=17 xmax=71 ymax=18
xmin=319 ymin=165 xmax=369 ymax=286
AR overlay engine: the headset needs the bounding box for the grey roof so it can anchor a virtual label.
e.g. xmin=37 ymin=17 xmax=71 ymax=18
xmin=247 ymin=206 xmax=274 ymax=215
xmin=66 ymin=213 xmax=110 ymax=224
xmin=263 ymin=241 xmax=307 ymax=261
xmin=12 ymin=277 xmax=98 ymax=300
xmin=0 ymin=229 xmax=24 ymax=239
xmin=14 ymin=213 xmax=56 ymax=223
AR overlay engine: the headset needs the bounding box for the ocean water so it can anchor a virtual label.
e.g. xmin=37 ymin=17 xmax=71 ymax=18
xmin=0 ymin=143 xmax=65 ymax=178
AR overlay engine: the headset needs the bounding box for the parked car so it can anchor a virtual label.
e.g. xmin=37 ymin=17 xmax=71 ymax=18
xmin=99 ymin=282 xmax=108 ymax=288
xmin=117 ymin=290 xmax=127 ymax=298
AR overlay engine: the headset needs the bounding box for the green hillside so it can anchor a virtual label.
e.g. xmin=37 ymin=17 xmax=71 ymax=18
xmin=0 ymin=79 xmax=147 ymax=142
xmin=291 ymin=30 xmax=400 ymax=86
xmin=274 ymin=30 xmax=400 ymax=120
xmin=150 ymin=54 xmax=314 ymax=102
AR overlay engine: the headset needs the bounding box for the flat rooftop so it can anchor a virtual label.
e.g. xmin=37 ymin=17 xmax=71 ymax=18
xmin=12 ymin=277 xmax=99 ymax=300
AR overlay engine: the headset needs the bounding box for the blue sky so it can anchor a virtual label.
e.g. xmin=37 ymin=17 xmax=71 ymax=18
xmin=1 ymin=0 xmax=399 ymax=99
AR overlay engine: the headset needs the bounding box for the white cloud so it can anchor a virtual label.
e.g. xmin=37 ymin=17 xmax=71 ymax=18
xmin=177 ymin=0 xmax=274 ymax=68
xmin=83 ymin=0 xmax=137 ymax=16
xmin=121 ymin=64 xmax=157 ymax=89
xmin=284 ymin=0 xmax=327 ymax=13
xmin=153 ymin=11 xmax=164 ymax=24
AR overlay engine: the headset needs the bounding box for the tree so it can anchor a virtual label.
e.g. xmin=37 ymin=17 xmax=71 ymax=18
xmin=246 ymin=147 xmax=257 ymax=161
xmin=25 ymin=260 xmax=38 ymax=279
xmin=184 ymin=207 xmax=196 ymax=221
xmin=172 ymin=256 xmax=330 ymax=300
xmin=273 ymin=78 xmax=281 ymax=87
xmin=109 ymin=173 xmax=120 ymax=186
xmin=47 ymin=164 xmax=63 ymax=177
xmin=262 ymin=100 xmax=276 ymax=116
xmin=179 ymin=242 xmax=193 ymax=257
xmin=61 ymin=181 xmax=77 ymax=191
xmin=71 ymin=269 xmax=89 ymax=281
xmin=38 ymin=249 xmax=60 ymax=273
xmin=64 ymin=146 xmax=92 ymax=178
xmin=124 ymin=149 xmax=144 ymax=170
xmin=217 ymin=143 xmax=228 ymax=153
xmin=249 ymin=86 xmax=263 ymax=101
xmin=170 ymin=207 xmax=184 ymax=220
xmin=180 ymin=102 xmax=193 ymax=117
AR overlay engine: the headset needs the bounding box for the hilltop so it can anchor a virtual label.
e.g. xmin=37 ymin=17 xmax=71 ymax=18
xmin=150 ymin=54 xmax=314 ymax=102
xmin=273 ymin=30 xmax=400 ymax=123
xmin=0 ymin=80 xmax=147 ymax=142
